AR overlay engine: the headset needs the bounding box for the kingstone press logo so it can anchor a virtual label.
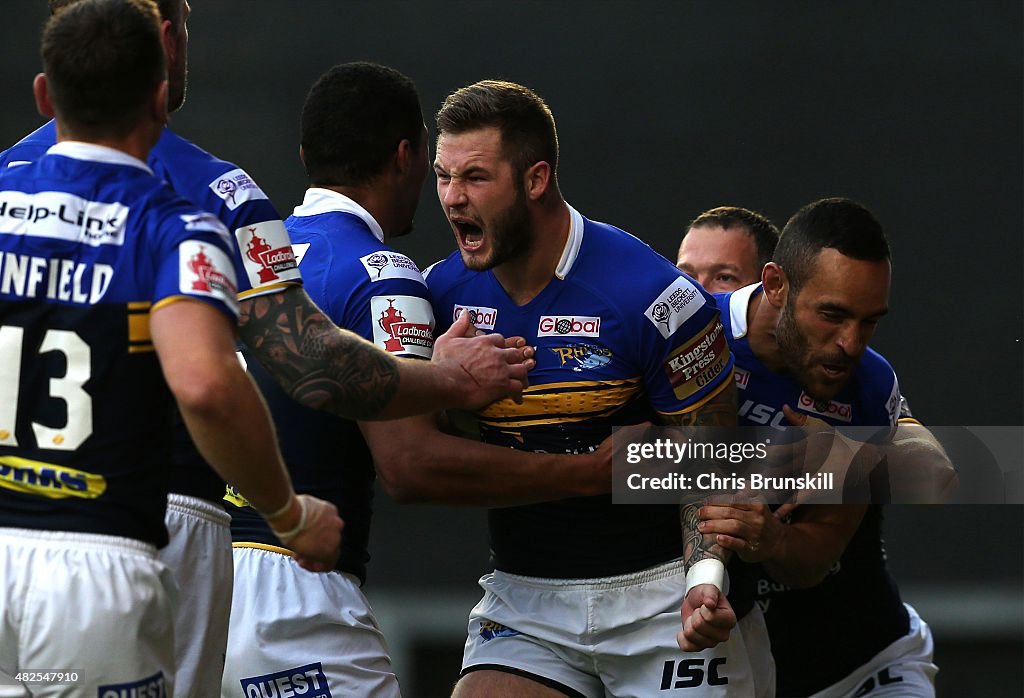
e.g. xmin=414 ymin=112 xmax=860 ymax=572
xmin=537 ymin=315 xmax=601 ymax=338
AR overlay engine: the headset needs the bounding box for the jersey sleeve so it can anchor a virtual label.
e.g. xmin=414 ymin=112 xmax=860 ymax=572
xmin=635 ymin=272 xmax=734 ymax=417
xmin=150 ymin=206 xmax=240 ymax=321
xmin=149 ymin=135 xmax=302 ymax=300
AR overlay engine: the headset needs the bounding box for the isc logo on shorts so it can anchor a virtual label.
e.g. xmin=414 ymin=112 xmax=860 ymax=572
xmin=239 ymin=662 xmax=331 ymax=697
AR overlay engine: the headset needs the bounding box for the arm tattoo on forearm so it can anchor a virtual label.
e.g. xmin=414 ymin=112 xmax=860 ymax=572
xmin=239 ymin=289 xmax=399 ymax=419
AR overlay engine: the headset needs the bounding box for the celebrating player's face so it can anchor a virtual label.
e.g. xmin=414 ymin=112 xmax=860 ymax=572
xmin=434 ymin=126 xmax=531 ymax=271
xmin=775 ymin=249 xmax=890 ymax=400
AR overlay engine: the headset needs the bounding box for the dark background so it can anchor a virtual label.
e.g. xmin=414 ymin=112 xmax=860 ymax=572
xmin=2 ymin=2 xmax=1021 ymax=695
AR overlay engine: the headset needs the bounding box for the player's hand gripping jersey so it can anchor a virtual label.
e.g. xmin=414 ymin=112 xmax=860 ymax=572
xmin=0 ymin=142 xmax=238 ymax=546
xmin=226 ymin=188 xmax=435 ymax=581
xmin=718 ymin=283 xmax=913 ymax=696
xmin=426 ymin=207 xmax=734 ymax=578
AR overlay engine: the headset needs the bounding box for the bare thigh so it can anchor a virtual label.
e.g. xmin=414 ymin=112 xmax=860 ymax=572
xmin=452 ymin=669 xmax=578 ymax=698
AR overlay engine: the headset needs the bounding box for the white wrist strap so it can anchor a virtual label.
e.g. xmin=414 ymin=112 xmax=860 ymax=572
xmin=270 ymin=496 xmax=309 ymax=545
xmin=262 ymin=496 xmax=295 ymax=521
xmin=685 ymin=559 xmax=726 ymax=595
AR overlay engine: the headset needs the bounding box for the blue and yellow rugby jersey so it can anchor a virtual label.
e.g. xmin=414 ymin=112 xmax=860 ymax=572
xmin=718 ymin=284 xmax=909 ymax=696
xmin=425 ymin=206 xmax=734 ymax=578
xmin=2 ymin=122 xmax=302 ymax=503
xmin=0 ymin=142 xmax=239 ymax=547
xmin=227 ymin=189 xmax=435 ymax=581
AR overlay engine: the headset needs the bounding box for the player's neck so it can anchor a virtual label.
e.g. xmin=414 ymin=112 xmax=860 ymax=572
xmin=317 ymin=184 xmax=396 ymax=240
xmin=492 ymin=202 xmax=571 ymax=306
xmin=55 ymin=120 xmax=158 ymax=164
xmin=746 ymin=290 xmax=788 ymax=372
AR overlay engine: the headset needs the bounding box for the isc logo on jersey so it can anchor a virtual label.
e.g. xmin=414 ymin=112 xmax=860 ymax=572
xmin=537 ymin=315 xmax=601 ymax=338
xmin=371 ymin=295 xmax=434 ymax=359
xmin=179 ymin=240 xmax=239 ymax=314
xmin=453 ymin=305 xmax=497 ymax=331
xmin=645 ymin=276 xmax=705 ymax=339
xmin=208 ymin=168 xmax=269 ymax=211
xmin=359 ymin=251 xmax=425 ymax=285
xmin=797 ymin=391 xmax=853 ymax=422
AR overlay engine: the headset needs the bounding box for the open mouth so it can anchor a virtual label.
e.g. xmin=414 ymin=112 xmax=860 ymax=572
xmin=820 ymin=363 xmax=849 ymax=380
xmin=452 ymin=217 xmax=484 ymax=251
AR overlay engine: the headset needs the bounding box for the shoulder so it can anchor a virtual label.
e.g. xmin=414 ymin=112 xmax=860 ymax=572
xmin=854 ymin=347 xmax=901 ymax=424
xmin=423 ymin=248 xmax=474 ymax=295
xmin=0 ymin=121 xmax=57 ymax=169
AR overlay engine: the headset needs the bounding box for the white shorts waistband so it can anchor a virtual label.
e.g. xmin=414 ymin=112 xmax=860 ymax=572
xmin=167 ymin=493 xmax=232 ymax=526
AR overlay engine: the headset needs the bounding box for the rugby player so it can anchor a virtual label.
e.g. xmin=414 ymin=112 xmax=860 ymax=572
xmin=2 ymin=3 xmax=531 ymax=695
xmin=688 ymin=199 xmax=944 ymax=696
xmin=0 ymin=1 xmax=340 ymax=694
xmin=221 ymin=62 xmax=614 ymax=698
xmin=425 ymin=80 xmax=773 ymax=698
xmin=676 ymin=206 xmax=778 ymax=294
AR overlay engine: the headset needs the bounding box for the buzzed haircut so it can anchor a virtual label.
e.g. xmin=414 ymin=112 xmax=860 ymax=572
xmin=436 ymin=80 xmax=560 ymax=192
xmin=42 ymin=0 xmax=166 ymax=140
xmin=300 ymin=62 xmax=424 ymax=187
xmin=775 ymin=197 xmax=890 ymax=295
xmin=687 ymin=206 xmax=780 ymax=269
xmin=50 ymin=0 xmax=180 ymax=24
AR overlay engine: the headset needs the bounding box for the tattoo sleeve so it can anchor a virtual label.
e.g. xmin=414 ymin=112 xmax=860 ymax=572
xmin=238 ymin=287 xmax=399 ymax=420
xmin=660 ymin=379 xmax=738 ymax=571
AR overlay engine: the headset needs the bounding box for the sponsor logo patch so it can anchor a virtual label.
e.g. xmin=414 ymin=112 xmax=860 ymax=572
xmin=537 ymin=315 xmax=601 ymax=338
xmin=235 ymin=220 xmax=300 ymax=290
xmin=663 ymin=317 xmax=729 ymax=400
xmin=180 ymin=240 xmax=238 ymax=312
xmin=371 ymin=295 xmax=434 ymax=358
xmin=645 ymin=276 xmax=706 ymax=338
xmin=208 ymin=168 xmax=268 ymax=211
xmin=239 ymin=663 xmax=331 ymax=698
xmin=98 ymin=671 xmax=166 ymax=698
xmin=0 ymin=190 xmax=128 ymax=247
xmin=453 ymin=304 xmax=497 ymax=331
xmin=0 ymin=455 xmax=107 ymax=499
xmin=548 ymin=343 xmax=613 ymax=372
xmin=734 ymin=367 xmax=750 ymax=390
xmin=479 ymin=620 xmax=522 ymax=642
xmin=359 ymin=251 xmax=425 ymax=284
xmin=798 ymin=392 xmax=853 ymax=423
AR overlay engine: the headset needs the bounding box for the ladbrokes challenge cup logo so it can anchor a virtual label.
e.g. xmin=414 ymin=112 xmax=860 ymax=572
xmin=245 ymin=229 xmax=296 ymax=284
xmin=188 ymin=245 xmax=234 ymax=294
xmin=374 ymin=296 xmax=434 ymax=356
xmin=377 ymin=299 xmax=408 ymax=353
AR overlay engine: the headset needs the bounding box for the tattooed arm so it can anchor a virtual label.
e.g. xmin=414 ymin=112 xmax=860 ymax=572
xmin=659 ymin=379 xmax=741 ymax=651
xmin=238 ymin=287 xmax=532 ymax=420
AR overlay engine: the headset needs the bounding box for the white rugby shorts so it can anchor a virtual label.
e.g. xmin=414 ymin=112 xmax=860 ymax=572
xmin=160 ymin=493 xmax=233 ymax=698
xmin=806 ymin=604 xmax=936 ymax=698
xmin=221 ymin=545 xmax=400 ymax=698
xmin=0 ymin=527 xmax=175 ymax=698
xmin=461 ymin=558 xmax=775 ymax=698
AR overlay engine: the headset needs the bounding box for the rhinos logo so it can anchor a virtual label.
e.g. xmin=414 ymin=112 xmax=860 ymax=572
xmin=478 ymin=621 xmax=522 ymax=642
xmin=549 ymin=343 xmax=613 ymax=372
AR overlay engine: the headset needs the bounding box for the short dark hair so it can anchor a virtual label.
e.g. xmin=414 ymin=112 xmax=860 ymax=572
xmin=436 ymin=80 xmax=560 ymax=190
xmin=50 ymin=0 xmax=180 ymax=24
xmin=687 ymin=206 xmax=780 ymax=270
xmin=775 ymin=197 xmax=890 ymax=294
xmin=300 ymin=62 xmax=424 ymax=187
xmin=42 ymin=0 xmax=165 ymax=139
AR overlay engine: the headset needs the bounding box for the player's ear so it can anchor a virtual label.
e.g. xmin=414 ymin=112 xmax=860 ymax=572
xmin=160 ymin=18 xmax=178 ymax=65
xmin=395 ymin=138 xmax=413 ymax=175
xmin=298 ymin=145 xmax=306 ymax=167
xmin=33 ymin=73 xmax=54 ymax=119
xmin=151 ymin=79 xmax=170 ymax=126
xmin=762 ymin=262 xmax=787 ymax=309
xmin=523 ymin=161 xmax=551 ymax=202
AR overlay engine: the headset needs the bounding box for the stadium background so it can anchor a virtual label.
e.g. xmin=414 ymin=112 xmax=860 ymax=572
xmin=1 ymin=1 xmax=1020 ymax=695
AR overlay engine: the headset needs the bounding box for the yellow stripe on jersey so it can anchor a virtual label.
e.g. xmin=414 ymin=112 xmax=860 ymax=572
xmin=0 ymin=455 xmax=107 ymax=499
xmin=237 ymin=281 xmax=299 ymax=300
xmin=127 ymin=301 xmax=153 ymax=353
xmin=657 ymin=368 xmax=735 ymax=416
xmin=477 ymin=378 xmax=643 ymax=428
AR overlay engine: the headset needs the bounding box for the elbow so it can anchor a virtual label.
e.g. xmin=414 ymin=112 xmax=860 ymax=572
xmin=375 ymin=454 xmax=432 ymax=504
xmin=169 ymin=373 xmax=235 ymax=422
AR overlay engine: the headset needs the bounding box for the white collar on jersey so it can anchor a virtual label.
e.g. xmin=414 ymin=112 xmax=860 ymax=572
xmin=554 ymin=204 xmax=585 ymax=280
xmin=728 ymin=282 xmax=763 ymax=339
xmin=47 ymin=141 xmax=153 ymax=174
xmin=291 ymin=187 xmax=385 ymax=243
